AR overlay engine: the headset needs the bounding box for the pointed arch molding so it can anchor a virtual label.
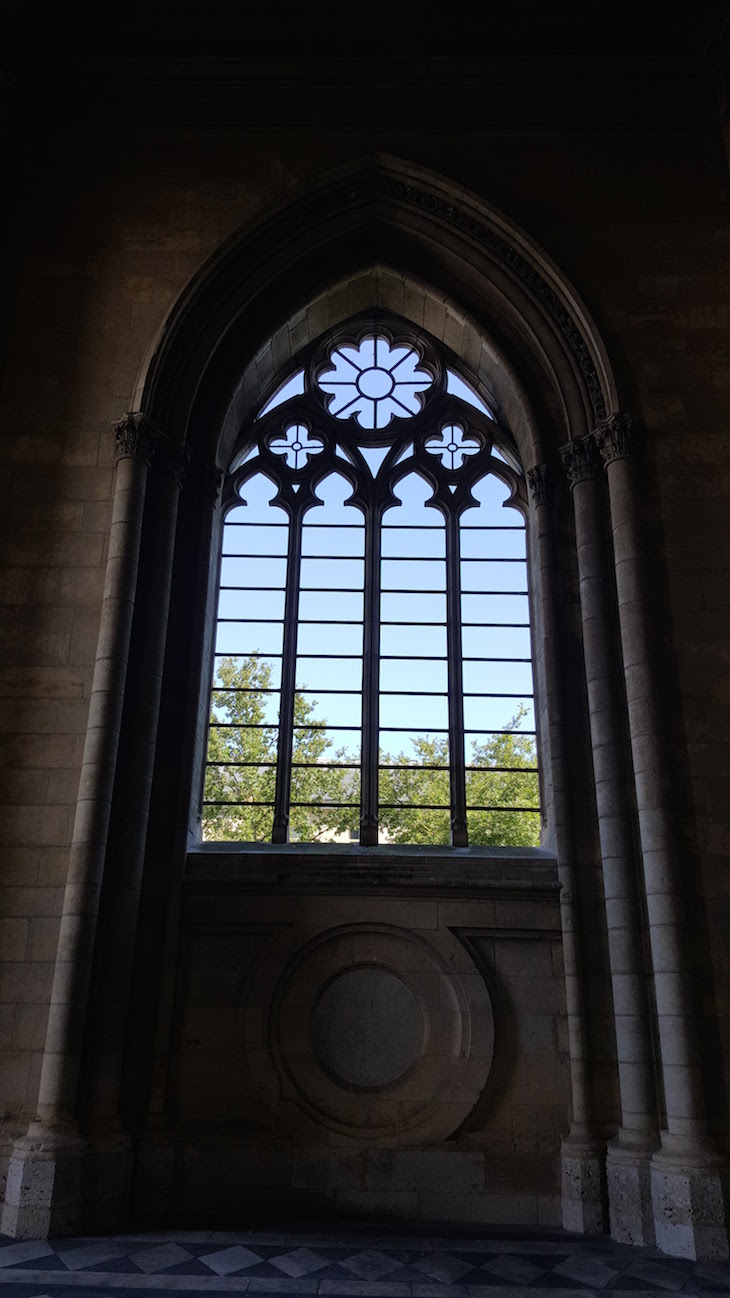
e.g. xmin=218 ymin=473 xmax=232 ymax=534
xmin=139 ymin=156 xmax=618 ymax=458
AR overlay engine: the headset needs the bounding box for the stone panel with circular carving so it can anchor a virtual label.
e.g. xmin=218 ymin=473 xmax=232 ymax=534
xmin=245 ymin=922 xmax=494 ymax=1143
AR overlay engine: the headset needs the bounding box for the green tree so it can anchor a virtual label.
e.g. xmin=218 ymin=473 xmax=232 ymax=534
xmin=379 ymin=707 xmax=540 ymax=847
xmin=204 ymin=663 xmax=539 ymax=848
xmin=203 ymin=656 xmax=356 ymax=843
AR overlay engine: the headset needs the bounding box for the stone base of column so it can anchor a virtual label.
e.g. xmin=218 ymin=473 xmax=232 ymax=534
xmin=561 ymin=1131 xmax=608 ymax=1235
xmin=651 ymin=1140 xmax=730 ymax=1261
xmin=0 ymin=1125 xmax=132 ymax=1239
xmin=606 ymin=1133 xmax=657 ymax=1247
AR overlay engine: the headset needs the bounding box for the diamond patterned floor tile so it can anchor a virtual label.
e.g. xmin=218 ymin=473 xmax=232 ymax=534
xmin=0 ymin=1245 xmax=55 ymax=1270
xmin=269 ymin=1248 xmax=331 ymax=1277
xmin=341 ymin=1250 xmax=405 ymax=1280
xmin=413 ymin=1252 xmax=478 ymax=1284
xmin=58 ymin=1245 xmax=126 ymax=1273
xmin=199 ymin=1245 xmax=264 ymax=1275
xmin=481 ymin=1255 xmax=548 ymax=1284
xmin=130 ymin=1245 xmax=194 ymax=1274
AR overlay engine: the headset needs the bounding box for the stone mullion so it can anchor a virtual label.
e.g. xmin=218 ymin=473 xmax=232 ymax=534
xmin=0 ymin=413 xmax=158 ymax=1240
xmin=594 ymin=414 xmax=729 ymax=1261
xmin=561 ymin=435 xmax=659 ymax=1248
xmin=526 ymin=464 xmax=606 ymax=1236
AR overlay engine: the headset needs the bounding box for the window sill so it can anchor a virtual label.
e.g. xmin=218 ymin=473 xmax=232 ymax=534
xmin=185 ymin=841 xmax=558 ymax=894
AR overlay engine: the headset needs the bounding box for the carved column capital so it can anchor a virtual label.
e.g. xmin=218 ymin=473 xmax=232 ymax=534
xmin=527 ymin=464 xmax=548 ymax=507
xmin=592 ymin=413 xmax=641 ymax=466
xmin=113 ymin=413 xmax=160 ymax=464
xmin=560 ymin=435 xmax=601 ymax=487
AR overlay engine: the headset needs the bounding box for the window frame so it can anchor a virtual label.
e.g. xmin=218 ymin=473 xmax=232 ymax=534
xmin=200 ymin=319 xmax=538 ymax=849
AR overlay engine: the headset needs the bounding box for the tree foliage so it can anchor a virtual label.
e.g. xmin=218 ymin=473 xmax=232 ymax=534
xmin=203 ymin=656 xmax=356 ymax=843
xmin=204 ymin=659 xmax=539 ymax=847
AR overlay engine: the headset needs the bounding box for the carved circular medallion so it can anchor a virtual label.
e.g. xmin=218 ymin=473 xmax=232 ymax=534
xmin=246 ymin=922 xmax=494 ymax=1142
xmin=312 ymin=966 xmax=423 ymax=1089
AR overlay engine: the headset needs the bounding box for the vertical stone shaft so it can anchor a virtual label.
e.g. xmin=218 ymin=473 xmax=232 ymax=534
xmin=562 ymin=438 xmax=657 ymax=1139
xmin=85 ymin=445 xmax=187 ymax=1124
xmin=36 ymin=416 xmax=156 ymax=1128
xmin=593 ymin=419 xmax=706 ymax=1145
xmin=528 ymin=464 xmax=605 ymax=1234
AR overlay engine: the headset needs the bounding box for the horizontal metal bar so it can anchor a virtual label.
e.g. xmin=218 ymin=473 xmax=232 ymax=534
xmin=220 ymin=585 xmax=287 ymax=591
xmin=289 ymin=801 xmax=360 ymax=808
xmin=378 ymin=764 xmax=449 ymax=771
xmin=212 ymin=687 xmax=280 ymax=693
xmin=463 ymin=692 xmax=534 ymax=699
xmin=379 ymin=726 xmax=448 ymax=733
xmin=467 ymin=805 xmax=540 ymax=813
xmin=380 ymin=621 xmax=448 ymax=627
xmin=292 ymin=723 xmax=361 ymax=730
xmin=203 ymin=800 xmax=275 ymax=806
xmin=215 ymin=651 xmax=283 ymax=658
xmin=378 ymin=803 xmax=451 ymax=810
xmin=461 ymin=591 xmax=528 ymax=596
xmin=209 ymin=723 xmax=279 ymax=730
xmin=221 ymin=553 xmax=290 ymax=559
xmin=465 ymin=728 xmax=537 ymax=735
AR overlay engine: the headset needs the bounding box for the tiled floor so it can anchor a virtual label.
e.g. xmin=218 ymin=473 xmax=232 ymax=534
xmin=0 ymin=1225 xmax=729 ymax=1298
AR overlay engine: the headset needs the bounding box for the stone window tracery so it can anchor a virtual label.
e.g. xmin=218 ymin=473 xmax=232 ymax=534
xmin=202 ymin=323 xmax=539 ymax=847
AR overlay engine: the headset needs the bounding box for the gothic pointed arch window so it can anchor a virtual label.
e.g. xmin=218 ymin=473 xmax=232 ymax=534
xmin=202 ymin=322 xmax=539 ymax=847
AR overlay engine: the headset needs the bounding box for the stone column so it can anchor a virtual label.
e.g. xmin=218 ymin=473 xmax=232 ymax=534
xmin=527 ymin=465 xmax=606 ymax=1235
xmin=79 ymin=440 xmax=189 ymax=1224
xmin=0 ymin=414 xmax=158 ymax=1239
xmin=560 ymin=435 xmax=659 ymax=1246
xmin=593 ymin=414 xmax=729 ymax=1261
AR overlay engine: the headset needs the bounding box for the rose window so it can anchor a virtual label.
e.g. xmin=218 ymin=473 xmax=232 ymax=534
xmin=317 ymin=336 xmax=432 ymax=430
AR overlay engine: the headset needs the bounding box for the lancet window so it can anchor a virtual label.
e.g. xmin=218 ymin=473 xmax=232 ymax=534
xmin=202 ymin=323 xmax=539 ymax=847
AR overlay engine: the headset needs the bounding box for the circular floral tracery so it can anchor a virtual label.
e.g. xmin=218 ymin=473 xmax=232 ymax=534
xmin=317 ymin=336 xmax=432 ymax=430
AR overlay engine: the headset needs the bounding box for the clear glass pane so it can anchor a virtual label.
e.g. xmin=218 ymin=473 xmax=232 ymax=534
xmin=300 ymin=557 xmax=363 ymax=589
xmin=381 ymin=559 xmax=445 ymax=591
xmin=297 ymin=621 xmax=363 ymax=656
xmin=202 ymin=804 xmax=274 ymax=844
xmin=380 ymin=659 xmax=447 ymax=693
xmin=460 ymin=528 xmax=525 ymax=560
xmin=290 ymin=764 xmax=360 ymax=805
xmin=381 ymin=526 xmax=445 ymax=559
xmin=462 ymin=660 xmax=534 ymax=695
xmin=217 ymin=589 xmax=284 ymax=621
xmin=378 ymin=805 xmax=451 ymax=846
xmin=222 ymin=522 xmax=289 ymax=556
xmin=460 ymin=473 xmax=524 ymax=527
xmin=296 ymin=690 xmax=362 ymax=727
xmin=464 ymin=695 xmax=535 ymax=732
xmin=381 ymin=623 xmax=447 ymax=657
xmin=379 ymin=766 xmax=451 ymax=807
xmin=461 ymin=560 xmax=527 ymax=594
xmin=220 ymin=556 xmax=287 ymax=589
xmin=292 ymin=722 xmax=360 ymax=753
xmin=306 ymin=472 xmax=363 ymax=524
xmin=298 ymin=590 xmax=363 ymax=622
xmin=296 ymin=656 xmax=362 ymax=691
xmin=302 ymin=525 xmax=364 ymax=558
xmin=215 ymin=621 xmax=284 ymax=656
xmin=211 ymin=687 xmax=280 ymax=726
xmin=461 ymin=593 xmax=530 ymax=625
xmin=290 ymin=803 xmax=360 ymax=844
xmin=467 ymin=808 xmax=541 ymax=847
xmin=214 ymin=655 xmax=282 ymax=690
xmin=466 ymin=728 xmax=538 ymax=767
xmin=380 ymin=693 xmax=448 ymax=730
xmin=381 ymin=592 xmax=446 ymax=623
xmin=466 ymin=769 xmax=539 ymax=807
xmin=230 ymin=474 xmax=290 ymax=525
xmin=462 ymin=625 xmax=532 ymax=658
xmin=379 ymin=729 xmax=449 ymax=765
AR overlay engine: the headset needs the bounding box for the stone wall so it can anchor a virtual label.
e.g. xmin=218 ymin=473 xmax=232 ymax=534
xmin=0 ymin=47 xmax=729 ymax=1249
